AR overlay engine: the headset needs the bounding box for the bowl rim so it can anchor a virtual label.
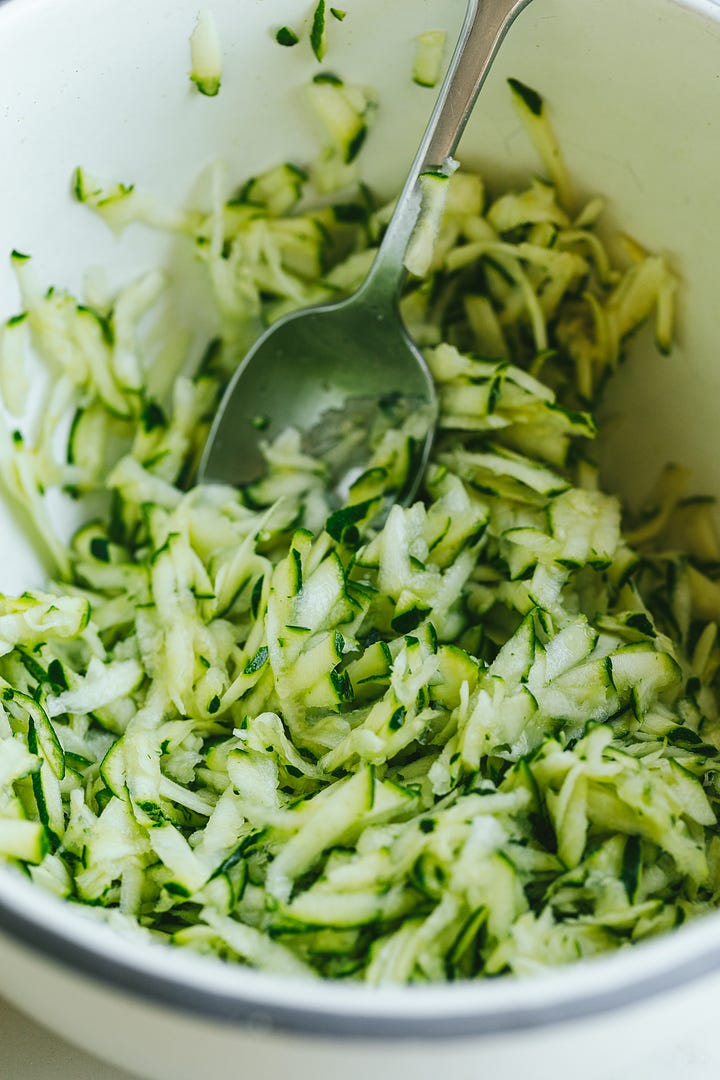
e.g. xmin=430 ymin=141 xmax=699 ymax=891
xmin=3 ymin=855 xmax=720 ymax=1039
xmin=2 ymin=0 xmax=720 ymax=1042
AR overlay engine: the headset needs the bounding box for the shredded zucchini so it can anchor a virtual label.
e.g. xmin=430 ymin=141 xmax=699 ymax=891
xmin=276 ymin=27 xmax=300 ymax=48
xmin=189 ymin=9 xmax=223 ymax=98
xmin=413 ymin=30 xmax=447 ymax=89
xmin=310 ymin=0 xmax=328 ymax=63
xmin=306 ymin=74 xmax=377 ymax=193
xmin=1 ymin=78 xmax=716 ymax=986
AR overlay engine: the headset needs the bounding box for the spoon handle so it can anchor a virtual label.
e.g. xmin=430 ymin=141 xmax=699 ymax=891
xmin=356 ymin=0 xmax=534 ymax=307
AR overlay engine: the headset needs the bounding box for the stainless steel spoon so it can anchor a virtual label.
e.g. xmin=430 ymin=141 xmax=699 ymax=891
xmin=200 ymin=0 xmax=533 ymax=500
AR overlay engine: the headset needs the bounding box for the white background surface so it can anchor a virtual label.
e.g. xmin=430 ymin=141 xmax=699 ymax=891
xmin=0 ymin=995 xmax=137 ymax=1079
xmin=4 ymin=986 xmax=720 ymax=1080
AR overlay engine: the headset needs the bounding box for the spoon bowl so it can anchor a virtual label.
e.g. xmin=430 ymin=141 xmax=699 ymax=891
xmin=199 ymin=279 xmax=436 ymax=500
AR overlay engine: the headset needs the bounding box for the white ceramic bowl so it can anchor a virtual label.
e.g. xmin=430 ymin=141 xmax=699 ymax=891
xmin=3 ymin=0 xmax=720 ymax=1077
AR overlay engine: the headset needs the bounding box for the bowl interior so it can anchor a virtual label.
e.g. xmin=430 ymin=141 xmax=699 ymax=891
xmin=2 ymin=0 xmax=720 ymax=1022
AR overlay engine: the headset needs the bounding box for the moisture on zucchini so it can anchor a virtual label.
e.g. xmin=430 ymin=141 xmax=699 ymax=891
xmin=1 ymin=79 xmax=718 ymax=987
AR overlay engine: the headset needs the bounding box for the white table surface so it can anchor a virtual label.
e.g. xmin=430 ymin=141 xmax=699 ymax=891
xmin=5 ymin=986 xmax=720 ymax=1080
xmin=0 ymin=994 xmax=138 ymax=1080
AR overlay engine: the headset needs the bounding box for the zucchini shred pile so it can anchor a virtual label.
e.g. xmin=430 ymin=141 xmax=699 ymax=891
xmin=2 ymin=78 xmax=720 ymax=984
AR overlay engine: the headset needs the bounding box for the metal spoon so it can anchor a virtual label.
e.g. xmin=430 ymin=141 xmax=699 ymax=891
xmin=200 ymin=0 xmax=532 ymax=500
